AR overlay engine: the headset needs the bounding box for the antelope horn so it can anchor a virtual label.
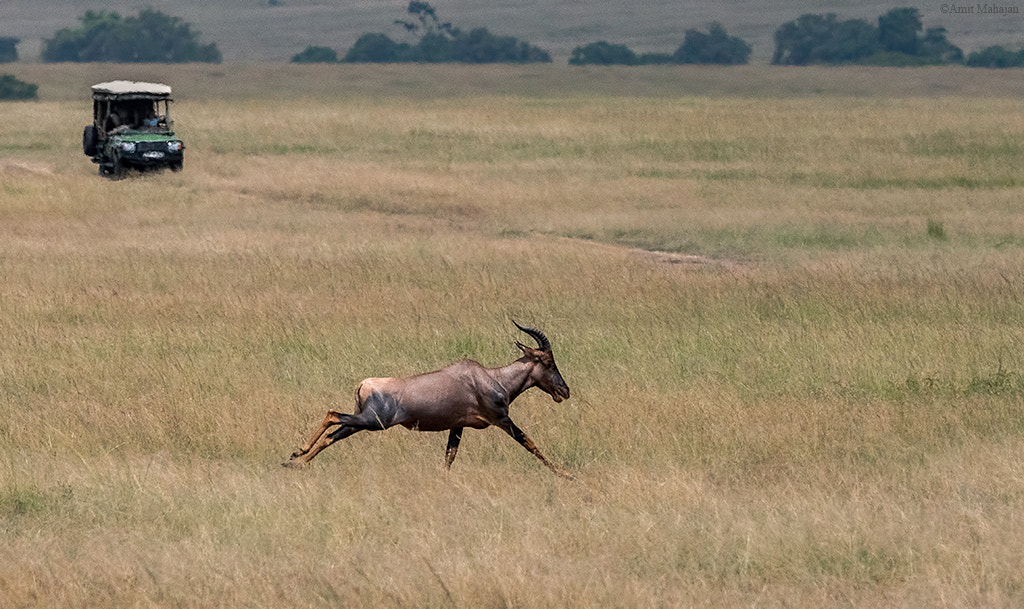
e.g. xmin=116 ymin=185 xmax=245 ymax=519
xmin=513 ymin=321 xmax=551 ymax=352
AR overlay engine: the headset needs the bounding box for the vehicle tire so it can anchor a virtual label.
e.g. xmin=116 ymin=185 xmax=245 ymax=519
xmin=100 ymin=160 xmax=126 ymax=180
xmin=83 ymin=126 xmax=99 ymax=156
xmin=170 ymin=160 xmax=183 ymax=172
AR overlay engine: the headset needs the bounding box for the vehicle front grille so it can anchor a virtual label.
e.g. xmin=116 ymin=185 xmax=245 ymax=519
xmin=137 ymin=141 xmax=167 ymax=153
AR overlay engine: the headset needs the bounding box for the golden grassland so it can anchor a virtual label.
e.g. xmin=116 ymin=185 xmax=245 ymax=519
xmin=2 ymin=64 xmax=1024 ymax=607
xmin=10 ymin=62 xmax=1024 ymax=101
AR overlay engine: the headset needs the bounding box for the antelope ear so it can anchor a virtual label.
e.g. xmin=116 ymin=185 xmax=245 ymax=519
xmin=516 ymin=342 xmax=542 ymax=358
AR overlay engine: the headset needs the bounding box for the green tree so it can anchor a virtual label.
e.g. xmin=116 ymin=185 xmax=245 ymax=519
xmin=42 ymin=10 xmax=118 ymax=62
xmin=451 ymin=28 xmax=551 ymax=63
xmin=291 ymin=45 xmax=338 ymax=63
xmin=773 ymin=9 xmax=960 ymax=66
xmin=966 ymin=45 xmax=1024 ymax=68
xmin=637 ymin=53 xmax=673 ymax=65
xmin=343 ymin=33 xmax=411 ymax=62
xmin=773 ymin=13 xmax=880 ymax=65
xmin=342 ymin=2 xmax=549 ymax=64
xmin=817 ymin=18 xmax=880 ymax=63
xmin=878 ymin=8 xmax=921 ymax=55
xmin=41 ymin=9 xmax=221 ymax=63
xmin=0 ymin=74 xmax=37 ymax=99
xmin=131 ymin=8 xmax=221 ymax=62
xmin=920 ymin=27 xmax=963 ymax=63
xmin=0 ymin=37 xmax=19 ymax=63
xmin=393 ymin=1 xmax=453 ymax=39
xmin=673 ymin=22 xmax=751 ymax=64
xmin=772 ymin=13 xmax=845 ymax=65
xmin=569 ymin=41 xmax=638 ymax=66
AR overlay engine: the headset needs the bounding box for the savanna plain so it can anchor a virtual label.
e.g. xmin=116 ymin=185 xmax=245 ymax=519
xmin=2 ymin=64 xmax=1024 ymax=608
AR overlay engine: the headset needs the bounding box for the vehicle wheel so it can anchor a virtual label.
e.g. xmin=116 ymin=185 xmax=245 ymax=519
xmin=100 ymin=162 xmax=126 ymax=180
xmin=83 ymin=126 xmax=99 ymax=156
xmin=170 ymin=161 xmax=183 ymax=172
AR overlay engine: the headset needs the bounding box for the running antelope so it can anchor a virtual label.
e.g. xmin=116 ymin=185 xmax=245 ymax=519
xmin=284 ymin=323 xmax=573 ymax=479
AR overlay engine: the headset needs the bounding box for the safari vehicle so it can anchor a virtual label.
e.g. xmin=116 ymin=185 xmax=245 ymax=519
xmin=83 ymin=80 xmax=184 ymax=178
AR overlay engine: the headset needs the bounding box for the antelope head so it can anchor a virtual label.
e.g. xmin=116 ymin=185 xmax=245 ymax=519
xmin=514 ymin=322 xmax=570 ymax=403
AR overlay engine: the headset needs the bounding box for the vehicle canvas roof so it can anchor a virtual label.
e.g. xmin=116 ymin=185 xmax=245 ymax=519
xmin=91 ymin=80 xmax=172 ymax=97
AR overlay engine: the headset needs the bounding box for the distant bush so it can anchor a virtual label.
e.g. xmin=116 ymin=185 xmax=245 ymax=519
xmin=773 ymin=8 xmax=961 ymax=66
xmin=0 ymin=37 xmax=19 ymax=63
xmin=916 ymin=25 xmax=963 ymax=64
xmin=878 ymin=7 xmax=921 ymax=55
xmin=0 ymin=74 xmax=38 ymax=100
xmin=773 ymin=13 xmax=881 ymax=65
xmin=341 ymin=2 xmax=550 ymax=64
xmin=448 ymin=27 xmax=551 ymax=63
xmin=291 ymin=45 xmax=338 ymax=63
xmin=569 ymin=41 xmax=638 ymax=66
xmin=638 ymin=53 xmax=674 ymax=65
xmin=343 ymin=33 xmax=413 ymax=63
xmin=966 ymin=45 xmax=1024 ymax=68
xmin=571 ymin=24 xmax=749 ymax=66
xmin=673 ymin=23 xmax=751 ymax=64
xmin=42 ymin=9 xmax=221 ymax=63
xmin=856 ymin=51 xmax=934 ymax=67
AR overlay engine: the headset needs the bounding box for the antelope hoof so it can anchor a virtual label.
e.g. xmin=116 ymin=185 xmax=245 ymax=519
xmin=282 ymin=454 xmax=307 ymax=469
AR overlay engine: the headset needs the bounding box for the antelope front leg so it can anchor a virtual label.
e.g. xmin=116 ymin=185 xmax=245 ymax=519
xmin=287 ymin=410 xmax=345 ymax=462
xmin=497 ymin=417 xmax=575 ymax=480
xmin=289 ymin=424 xmax=361 ymax=466
xmin=445 ymin=428 xmax=463 ymax=469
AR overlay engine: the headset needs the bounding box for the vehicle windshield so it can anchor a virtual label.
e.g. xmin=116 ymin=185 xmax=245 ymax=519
xmin=100 ymin=98 xmax=172 ymax=134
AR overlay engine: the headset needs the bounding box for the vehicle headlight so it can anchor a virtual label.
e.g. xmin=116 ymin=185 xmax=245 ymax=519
xmin=119 ymin=142 xmax=136 ymax=153
xmin=167 ymin=141 xmax=183 ymax=152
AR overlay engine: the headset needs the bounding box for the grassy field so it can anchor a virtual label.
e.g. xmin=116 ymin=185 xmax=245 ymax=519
xmin=3 ymin=64 xmax=1024 ymax=607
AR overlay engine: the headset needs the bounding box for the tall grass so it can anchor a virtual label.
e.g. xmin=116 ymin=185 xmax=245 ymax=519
xmin=2 ymin=66 xmax=1024 ymax=607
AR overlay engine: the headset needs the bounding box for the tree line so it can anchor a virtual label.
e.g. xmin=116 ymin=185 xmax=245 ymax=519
xmin=297 ymin=1 xmax=551 ymax=64
xmin=292 ymin=4 xmax=1022 ymax=68
xmin=774 ymin=8 xmax=960 ymax=66
xmin=291 ymin=2 xmax=750 ymax=65
xmin=567 ymin=23 xmax=751 ymax=66
xmin=1 ymin=4 xmax=1021 ymax=68
xmin=770 ymin=6 xmax=1022 ymax=67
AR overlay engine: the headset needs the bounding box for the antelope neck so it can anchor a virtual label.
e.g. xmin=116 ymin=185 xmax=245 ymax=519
xmin=491 ymin=359 xmax=535 ymax=402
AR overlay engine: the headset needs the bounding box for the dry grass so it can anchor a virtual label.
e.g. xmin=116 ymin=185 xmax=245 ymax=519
xmin=11 ymin=62 xmax=1024 ymax=102
xmin=3 ymin=65 xmax=1024 ymax=607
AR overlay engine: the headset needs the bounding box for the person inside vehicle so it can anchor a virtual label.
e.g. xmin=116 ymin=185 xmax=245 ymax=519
xmin=105 ymin=111 xmax=121 ymax=132
xmin=143 ymin=109 xmax=159 ymax=129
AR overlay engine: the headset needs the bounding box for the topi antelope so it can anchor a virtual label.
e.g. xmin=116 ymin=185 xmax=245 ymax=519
xmin=284 ymin=322 xmax=574 ymax=479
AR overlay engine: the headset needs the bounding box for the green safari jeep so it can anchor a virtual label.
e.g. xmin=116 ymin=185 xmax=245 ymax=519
xmin=83 ymin=80 xmax=184 ymax=178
